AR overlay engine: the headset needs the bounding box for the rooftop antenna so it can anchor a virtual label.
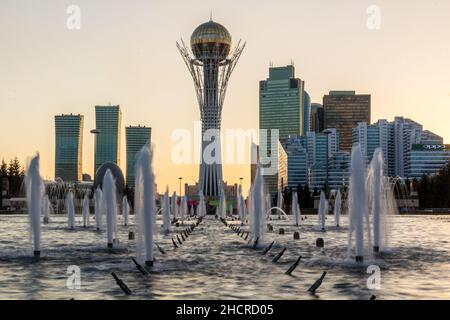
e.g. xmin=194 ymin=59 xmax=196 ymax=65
xmin=291 ymin=59 xmax=295 ymax=67
xmin=269 ymin=61 xmax=273 ymax=68
xmin=210 ymin=11 xmax=213 ymax=21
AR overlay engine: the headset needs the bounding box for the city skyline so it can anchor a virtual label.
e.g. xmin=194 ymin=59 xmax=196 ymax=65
xmin=1 ymin=0 xmax=450 ymax=195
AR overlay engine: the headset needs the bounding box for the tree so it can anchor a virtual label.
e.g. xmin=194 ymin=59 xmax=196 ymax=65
xmin=8 ymin=157 xmax=21 ymax=177
xmin=0 ymin=160 xmax=7 ymax=177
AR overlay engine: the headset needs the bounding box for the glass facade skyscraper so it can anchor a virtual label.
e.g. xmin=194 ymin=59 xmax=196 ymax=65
xmin=323 ymin=91 xmax=371 ymax=152
xmin=310 ymin=103 xmax=324 ymax=133
xmin=125 ymin=125 xmax=151 ymax=188
xmin=352 ymin=116 xmax=450 ymax=179
xmin=94 ymin=105 xmax=122 ymax=175
xmin=54 ymin=114 xmax=84 ymax=182
xmin=279 ymin=136 xmax=309 ymax=189
xmin=259 ymin=65 xmax=305 ymax=194
xmin=309 ymin=152 xmax=350 ymax=190
xmin=303 ymin=91 xmax=311 ymax=135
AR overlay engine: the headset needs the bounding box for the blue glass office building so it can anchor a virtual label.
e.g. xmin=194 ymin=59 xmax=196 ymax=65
xmin=55 ymin=114 xmax=84 ymax=182
xmin=94 ymin=105 xmax=122 ymax=176
xmin=126 ymin=125 xmax=152 ymax=188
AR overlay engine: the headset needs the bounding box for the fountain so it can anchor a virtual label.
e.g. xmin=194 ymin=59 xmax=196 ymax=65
xmin=42 ymin=194 xmax=50 ymax=224
xmin=276 ymin=190 xmax=283 ymax=219
xmin=318 ymin=191 xmax=326 ymax=231
xmin=66 ymin=190 xmax=75 ymax=230
xmin=220 ymin=189 xmax=227 ymax=220
xmin=199 ymin=191 xmax=207 ymax=218
xmin=82 ymin=193 xmax=90 ymax=228
xmin=236 ymin=185 xmax=242 ymax=220
xmin=334 ymin=189 xmax=342 ymax=227
xmin=94 ymin=188 xmax=103 ymax=231
xmin=134 ymin=146 xmax=156 ymax=266
xmin=265 ymin=193 xmax=271 ymax=216
xmin=372 ymin=149 xmax=382 ymax=253
xmin=367 ymin=148 xmax=395 ymax=254
xmin=162 ymin=189 xmax=170 ymax=234
xmin=348 ymin=144 xmax=368 ymax=262
xmin=251 ymin=166 xmax=265 ymax=243
xmin=180 ymin=196 xmax=187 ymax=223
xmin=292 ymin=192 xmax=301 ymax=226
xmin=171 ymin=191 xmax=178 ymax=220
xmin=25 ymin=154 xmax=42 ymax=257
xmin=103 ymin=170 xmax=117 ymax=248
xmin=240 ymin=194 xmax=247 ymax=224
xmin=122 ymin=195 xmax=129 ymax=226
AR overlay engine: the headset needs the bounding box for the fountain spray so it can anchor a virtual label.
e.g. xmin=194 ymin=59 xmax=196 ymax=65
xmin=318 ymin=191 xmax=326 ymax=231
xmin=25 ymin=154 xmax=42 ymax=257
xmin=334 ymin=189 xmax=342 ymax=227
xmin=371 ymin=148 xmax=383 ymax=253
xmin=66 ymin=190 xmax=75 ymax=230
xmin=82 ymin=194 xmax=90 ymax=228
xmin=171 ymin=191 xmax=178 ymax=220
xmin=103 ymin=170 xmax=117 ymax=248
xmin=292 ymin=192 xmax=300 ymax=226
xmin=42 ymin=194 xmax=50 ymax=224
xmin=134 ymin=146 xmax=156 ymax=266
xmin=220 ymin=189 xmax=227 ymax=220
xmin=94 ymin=188 xmax=103 ymax=231
xmin=251 ymin=166 xmax=265 ymax=243
xmin=348 ymin=144 xmax=367 ymax=262
xmin=162 ymin=189 xmax=170 ymax=234
xmin=122 ymin=195 xmax=129 ymax=226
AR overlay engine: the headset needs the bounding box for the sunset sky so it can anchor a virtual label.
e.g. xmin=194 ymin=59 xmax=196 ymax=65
xmin=1 ymin=0 xmax=449 ymax=194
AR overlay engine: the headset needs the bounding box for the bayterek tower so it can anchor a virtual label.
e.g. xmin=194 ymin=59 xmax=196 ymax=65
xmin=177 ymin=19 xmax=245 ymax=197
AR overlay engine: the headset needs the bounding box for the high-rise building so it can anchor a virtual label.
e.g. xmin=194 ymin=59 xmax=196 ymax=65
xmin=310 ymin=103 xmax=324 ymax=133
xmin=259 ymin=65 xmax=305 ymax=194
xmin=279 ymin=136 xmax=309 ymax=189
xmin=125 ymin=125 xmax=152 ymax=188
xmin=277 ymin=141 xmax=288 ymax=191
xmin=353 ymin=120 xmax=392 ymax=175
xmin=303 ymin=91 xmax=311 ymax=135
xmin=54 ymin=114 xmax=84 ymax=182
xmin=305 ymin=129 xmax=339 ymax=170
xmin=309 ymin=151 xmax=350 ymax=191
xmin=94 ymin=105 xmax=122 ymax=175
xmin=177 ymin=19 xmax=245 ymax=197
xmin=352 ymin=116 xmax=450 ymax=178
xmin=323 ymin=91 xmax=371 ymax=152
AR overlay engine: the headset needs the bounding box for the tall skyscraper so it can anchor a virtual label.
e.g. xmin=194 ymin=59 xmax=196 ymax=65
xmin=303 ymin=91 xmax=311 ymax=134
xmin=305 ymin=128 xmax=339 ymax=168
xmin=177 ymin=19 xmax=245 ymax=197
xmin=259 ymin=65 xmax=305 ymax=194
xmin=279 ymin=136 xmax=309 ymax=189
xmin=352 ymin=116 xmax=450 ymax=179
xmin=54 ymin=114 xmax=84 ymax=182
xmin=310 ymin=103 xmax=324 ymax=133
xmin=94 ymin=105 xmax=122 ymax=175
xmin=353 ymin=120 xmax=392 ymax=175
xmin=125 ymin=125 xmax=151 ymax=188
xmin=323 ymin=91 xmax=370 ymax=152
